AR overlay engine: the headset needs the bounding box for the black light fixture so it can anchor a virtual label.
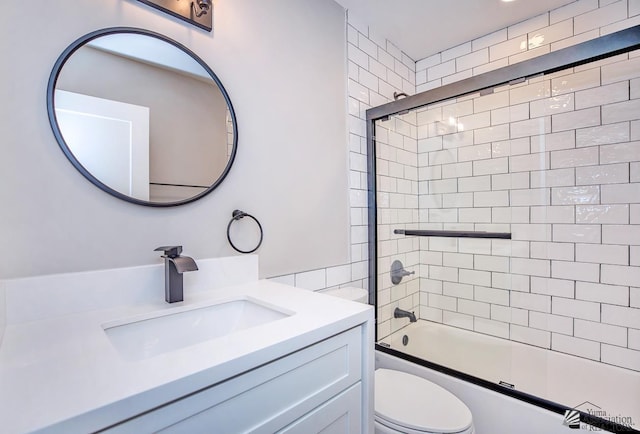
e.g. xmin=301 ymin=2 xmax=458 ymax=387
xmin=136 ymin=0 xmax=213 ymax=32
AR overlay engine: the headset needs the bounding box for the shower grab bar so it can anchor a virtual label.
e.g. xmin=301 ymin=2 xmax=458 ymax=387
xmin=394 ymin=229 xmax=511 ymax=239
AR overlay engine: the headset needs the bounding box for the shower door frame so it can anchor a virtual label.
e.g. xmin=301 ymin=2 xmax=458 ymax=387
xmin=366 ymin=25 xmax=640 ymax=433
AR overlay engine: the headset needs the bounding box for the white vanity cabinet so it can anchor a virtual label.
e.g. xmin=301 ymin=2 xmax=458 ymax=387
xmin=104 ymin=326 xmax=365 ymax=433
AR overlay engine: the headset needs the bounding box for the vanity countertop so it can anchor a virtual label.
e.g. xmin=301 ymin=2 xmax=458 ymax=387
xmin=0 ymin=280 xmax=373 ymax=434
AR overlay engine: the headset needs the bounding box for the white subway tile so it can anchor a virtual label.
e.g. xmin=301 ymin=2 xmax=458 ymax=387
xmin=510 ymin=153 xmax=550 ymax=173
xmin=601 ymin=264 xmax=640 ymax=286
xmin=475 ymin=286 xmax=510 ymax=306
xmin=473 ymin=89 xmax=509 ymax=113
xmin=492 ymin=306 xmax=529 ymax=325
xmin=633 ymin=204 xmax=640 ymax=224
xmin=574 ymin=0 xmax=628 ymax=34
xmin=492 ymin=173 xmax=530 ymax=191
xmin=443 ymin=131 xmax=474 ymax=149
xmin=553 ymin=224 xmax=601 ymax=243
xmin=474 ymin=191 xmax=509 ymax=207
xmin=602 ymin=225 xmax=640 ymax=244
xmin=510 ymin=188 xmax=550 ymax=206
xmin=602 ymin=304 xmax=640 ymax=328
xmin=551 ymin=146 xmax=599 ymax=169
xmin=530 ymin=94 xmax=575 ymax=118
xmin=530 ymin=311 xmax=573 ymax=334
xmin=603 ymin=99 xmax=640 ymax=125
xmin=634 ymin=163 xmax=640 ymax=183
xmin=576 ymin=204 xmax=629 ymax=224
xmin=295 ymin=269 xmax=326 ymax=291
xmin=429 ymin=149 xmax=458 ymax=166
xmin=512 ymin=223 xmax=552 ymax=241
xmin=552 ymin=107 xmax=601 ymax=132
xmin=441 ymin=42 xmax=472 ymax=62
xmin=441 ymin=162 xmax=472 ymax=179
xmin=531 ymin=276 xmax=575 ymax=297
xmin=442 ymin=192 xmax=473 ymax=208
xmin=443 ymin=282 xmax=474 ymax=299
xmin=473 ymin=158 xmax=509 ymax=176
xmin=429 ymin=265 xmax=459 ymax=283
xmin=458 ymin=238 xmax=492 ymax=254
xmin=510 ymin=81 xmax=551 ymax=104
xmin=429 ymin=179 xmax=458 ymax=194
xmin=576 ymin=81 xmax=629 ymax=110
xmin=530 ymin=242 xmax=575 ymax=261
xmin=631 ymin=328 xmax=640 ymax=351
xmin=416 ymin=53 xmax=441 ymax=71
xmin=458 ymin=144 xmax=492 ymax=162
xmin=631 ymin=0 xmax=640 ymax=16
xmin=457 ymin=299 xmax=491 ymax=318
xmin=551 ymin=68 xmax=600 ymax=96
xmin=418 ymin=136 xmax=443 ymax=153
xmin=552 ymin=185 xmax=600 ymax=205
xmin=511 ymin=257 xmax=551 ymax=277
xmin=602 ymin=183 xmax=640 ymax=204
xmin=601 ymin=345 xmax=640 ymax=371
xmin=576 ymin=243 xmax=629 ymax=265
xmin=491 ymin=103 xmax=530 ymax=125
xmin=475 ymin=124 xmax=511 ymax=144
xmin=458 ymin=175 xmax=491 ymax=192
xmin=459 ymin=207 xmax=492 ymax=223
xmin=492 ymin=137 xmax=531 ymax=157
xmin=602 ymin=54 xmax=640 ymax=85
xmin=513 ymin=116 xmax=554 ymax=139
xmin=428 ymin=60 xmax=456 ymax=81
xmin=473 ymin=29 xmax=508 ymax=51
xmin=576 ymin=122 xmax=630 ymax=148
xmin=429 ymin=293 xmax=457 ymax=311
xmin=511 ymin=324 xmax=551 ymax=348
xmin=552 ymin=334 xmax=600 ymax=361
xmin=550 ymin=0 xmax=598 ymax=24
xmin=492 ymin=206 xmax=531 ymax=224
xmin=600 ymin=141 xmax=640 ymax=164
xmin=576 ymin=281 xmax=629 ymax=306
xmin=442 ymin=252 xmax=474 ymax=269
xmin=531 ymin=206 xmax=575 ymax=223
xmin=632 ymin=246 xmax=640 ymax=267
xmin=443 ymin=311 xmax=474 ymax=330
xmin=530 ymin=168 xmax=576 ymax=188
xmin=552 ymin=260 xmax=601 ymax=282
xmin=459 ymin=269 xmax=491 ymax=286
xmin=552 ymin=30 xmax=601 ymax=52
xmin=553 ymin=296 xmax=600 ymax=321
xmin=577 ymin=163 xmax=630 ymax=186
xmin=474 ymin=255 xmax=510 ymax=273
xmin=531 ymin=131 xmax=576 ymax=153
xmin=489 ymin=36 xmax=528 ymax=62
xmin=474 ymin=317 xmax=510 ymax=339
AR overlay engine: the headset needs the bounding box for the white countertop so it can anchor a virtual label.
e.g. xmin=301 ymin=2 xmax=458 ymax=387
xmin=0 ymin=280 xmax=372 ymax=434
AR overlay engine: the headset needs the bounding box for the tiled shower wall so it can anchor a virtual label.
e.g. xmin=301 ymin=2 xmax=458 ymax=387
xmin=269 ymin=11 xmax=417 ymax=294
xmin=413 ymin=54 xmax=640 ymax=372
xmin=401 ymin=0 xmax=640 ymax=371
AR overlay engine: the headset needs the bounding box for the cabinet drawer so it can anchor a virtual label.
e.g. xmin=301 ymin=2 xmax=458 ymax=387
xmin=106 ymin=326 xmax=362 ymax=433
xmin=277 ymin=383 xmax=361 ymax=434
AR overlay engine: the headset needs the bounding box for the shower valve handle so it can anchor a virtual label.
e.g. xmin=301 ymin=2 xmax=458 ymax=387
xmin=390 ymin=260 xmax=414 ymax=285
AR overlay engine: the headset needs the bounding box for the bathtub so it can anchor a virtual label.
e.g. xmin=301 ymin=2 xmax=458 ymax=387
xmin=378 ymin=320 xmax=640 ymax=433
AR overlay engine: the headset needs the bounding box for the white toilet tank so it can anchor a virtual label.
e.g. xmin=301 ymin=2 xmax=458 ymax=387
xmin=319 ymin=286 xmax=368 ymax=304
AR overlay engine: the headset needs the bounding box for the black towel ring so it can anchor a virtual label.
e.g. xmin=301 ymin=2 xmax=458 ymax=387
xmin=226 ymin=209 xmax=263 ymax=254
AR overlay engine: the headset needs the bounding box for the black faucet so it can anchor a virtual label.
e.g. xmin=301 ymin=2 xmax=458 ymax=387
xmin=394 ymin=307 xmax=417 ymax=322
xmin=154 ymin=246 xmax=199 ymax=303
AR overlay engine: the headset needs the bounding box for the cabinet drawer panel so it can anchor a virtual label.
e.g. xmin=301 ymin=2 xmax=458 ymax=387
xmin=107 ymin=327 xmax=362 ymax=433
xmin=277 ymin=383 xmax=362 ymax=434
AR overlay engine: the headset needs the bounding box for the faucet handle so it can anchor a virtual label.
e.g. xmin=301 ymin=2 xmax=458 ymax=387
xmin=154 ymin=245 xmax=183 ymax=258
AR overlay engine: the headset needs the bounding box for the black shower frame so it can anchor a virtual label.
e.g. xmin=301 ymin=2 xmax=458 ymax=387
xmin=366 ymin=25 xmax=640 ymax=434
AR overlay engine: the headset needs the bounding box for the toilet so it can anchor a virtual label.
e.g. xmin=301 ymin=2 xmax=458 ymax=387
xmin=321 ymin=287 xmax=475 ymax=434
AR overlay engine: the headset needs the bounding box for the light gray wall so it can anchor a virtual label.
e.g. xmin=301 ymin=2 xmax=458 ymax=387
xmin=0 ymin=0 xmax=349 ymax=279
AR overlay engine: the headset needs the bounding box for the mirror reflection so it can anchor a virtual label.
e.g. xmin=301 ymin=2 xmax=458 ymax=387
xmin=49 ymin=29 xmax=236 ymax=206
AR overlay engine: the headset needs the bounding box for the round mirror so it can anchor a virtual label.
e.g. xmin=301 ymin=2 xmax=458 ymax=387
xmin=47 ymin=27 xmax=237 ymax=206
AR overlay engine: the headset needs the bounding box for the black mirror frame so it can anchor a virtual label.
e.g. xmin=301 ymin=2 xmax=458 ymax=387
xmin=46 ymin=27 xmax=238 ymax=207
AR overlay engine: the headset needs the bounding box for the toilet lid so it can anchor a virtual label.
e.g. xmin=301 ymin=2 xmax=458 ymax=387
xmin=375 ymin=369 xmax=473 ymax=433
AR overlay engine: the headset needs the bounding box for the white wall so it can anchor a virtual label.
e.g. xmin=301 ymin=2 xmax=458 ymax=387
xmin=0 ymin=0 xmax=349 ymax=279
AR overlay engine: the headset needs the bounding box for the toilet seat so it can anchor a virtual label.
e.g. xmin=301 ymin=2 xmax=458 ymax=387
xmin=375 ymin=369 xmax=473 ymax=434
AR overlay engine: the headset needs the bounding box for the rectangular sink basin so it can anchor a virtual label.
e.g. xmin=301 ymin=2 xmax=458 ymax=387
xmin=104 ymin=298 xmax=291 ymax=361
